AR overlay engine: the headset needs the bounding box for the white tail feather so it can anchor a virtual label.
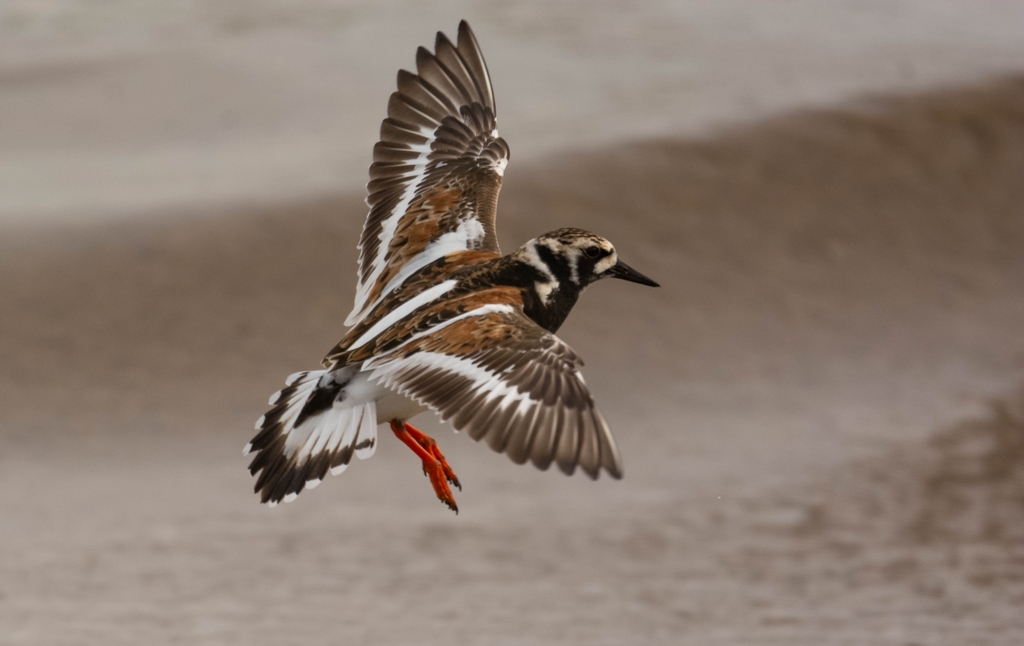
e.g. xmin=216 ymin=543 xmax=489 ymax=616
xmin=248 ymin=368 xmax=384 ymax=506
xmin=355 ymin=402 xmax=378 ymax=459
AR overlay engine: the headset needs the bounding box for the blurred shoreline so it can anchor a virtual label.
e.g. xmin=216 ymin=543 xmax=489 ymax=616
xmin=4 ymin=75 xmax=1023 ymax=448
xmin=4 ymin=1 xmax=1024 ymax=227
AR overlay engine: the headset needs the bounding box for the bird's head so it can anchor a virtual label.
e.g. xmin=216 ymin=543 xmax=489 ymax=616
xmin=519 ymin=228 xmax=660 ymax=298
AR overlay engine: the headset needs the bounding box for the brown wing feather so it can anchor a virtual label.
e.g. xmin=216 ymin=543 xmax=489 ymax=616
xmin=349 ymin=21 xmax=510 ymax=327
xmin=365 ymin=307 xmax=623 ymax=479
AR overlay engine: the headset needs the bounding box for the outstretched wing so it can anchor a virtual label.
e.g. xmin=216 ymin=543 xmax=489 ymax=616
xmin=363 ymin=305 xmax=623 ymax=479
xmin=347 ymin=21 xmax=510 ymax=327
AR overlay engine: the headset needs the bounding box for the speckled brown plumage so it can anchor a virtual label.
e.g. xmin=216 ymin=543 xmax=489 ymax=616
xmin=244 ymin=22 xmax=658 ymax=512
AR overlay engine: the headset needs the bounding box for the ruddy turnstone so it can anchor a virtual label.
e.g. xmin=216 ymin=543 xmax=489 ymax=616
xmin=245 ymin=21 xmax=658 ymax=513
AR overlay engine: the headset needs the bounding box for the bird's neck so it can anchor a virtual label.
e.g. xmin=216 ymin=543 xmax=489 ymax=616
xmin=489 ymin=254 xmax=582 ymax=333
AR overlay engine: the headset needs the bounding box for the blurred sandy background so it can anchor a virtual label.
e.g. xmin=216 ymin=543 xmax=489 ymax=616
xmin=2 ymin=2 xmax=1024 ymax=645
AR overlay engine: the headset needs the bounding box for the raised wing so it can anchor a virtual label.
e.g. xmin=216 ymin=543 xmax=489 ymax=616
xmin=347 ymin=21 xmax=510 ymax=327
xmin=363 ymin=305 xmax=623 ymax=479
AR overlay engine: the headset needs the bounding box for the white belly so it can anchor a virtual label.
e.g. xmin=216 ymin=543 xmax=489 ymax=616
xmin=342 ymin=369 xmax=429 ymax=424
xmin=374 ymin=388 xmax=429 ymax=424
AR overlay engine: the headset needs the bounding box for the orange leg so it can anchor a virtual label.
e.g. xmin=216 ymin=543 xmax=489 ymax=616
xmin=390 ymin=419 xmax=460 ymax=513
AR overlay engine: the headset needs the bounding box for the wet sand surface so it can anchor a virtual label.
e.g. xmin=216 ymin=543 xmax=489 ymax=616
xmin=2 ymin=77 xmax=1024 ymax=644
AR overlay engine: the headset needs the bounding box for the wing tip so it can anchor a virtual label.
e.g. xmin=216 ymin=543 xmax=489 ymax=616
xmin=457 ymin=20 xmax=478 ymax=51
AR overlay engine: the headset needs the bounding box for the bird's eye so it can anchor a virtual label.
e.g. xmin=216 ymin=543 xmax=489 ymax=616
xmin=585 ymin=246 xmax=601 ymax=259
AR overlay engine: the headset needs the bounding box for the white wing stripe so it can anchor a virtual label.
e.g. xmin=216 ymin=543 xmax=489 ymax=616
xmin=347 ymin=124 xmax=439 ymax=327
xmin=368 ymin=351 xmax=536 ymax=421
xmin=359 ymin=218 xmax=486 ymax=320
xmin=348 ymin=279 xmax=458 ymax=350
xmin=363 ymin=304 xmax=515 ymax=368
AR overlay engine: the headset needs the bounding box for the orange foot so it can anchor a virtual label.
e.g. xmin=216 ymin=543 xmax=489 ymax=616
xmin=390 ymin=419 xmax=461 ymax=513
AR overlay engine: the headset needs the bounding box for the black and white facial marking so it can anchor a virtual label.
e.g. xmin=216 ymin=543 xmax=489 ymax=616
xmin=510 ymin=228 xmax=618 ymax=333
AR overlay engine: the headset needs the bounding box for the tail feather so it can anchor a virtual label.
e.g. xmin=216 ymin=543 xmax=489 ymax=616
xmin=354 ymin=405 xmax=378 ymax=459
xmin=246 ymin=369 xmax=378 ymax=506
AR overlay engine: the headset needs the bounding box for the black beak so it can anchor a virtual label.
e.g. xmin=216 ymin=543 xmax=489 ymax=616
xmin=605 ymin=259 xmax=660 ymax=287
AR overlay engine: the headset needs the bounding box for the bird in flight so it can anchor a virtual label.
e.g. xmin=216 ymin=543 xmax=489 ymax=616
xmin=245 ymin=21 xmax=659 ymax=513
